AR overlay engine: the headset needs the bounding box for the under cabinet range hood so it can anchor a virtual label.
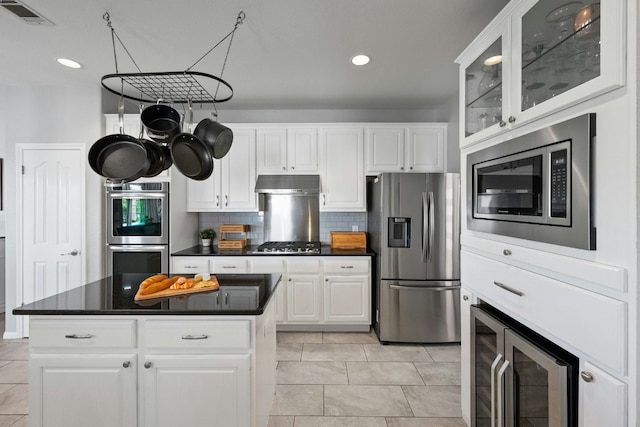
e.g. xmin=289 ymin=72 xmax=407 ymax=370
xmin=254 ymin=175 xmax=320 ymax=194
xmin=255 ymin=175 xmax=320 ymax=242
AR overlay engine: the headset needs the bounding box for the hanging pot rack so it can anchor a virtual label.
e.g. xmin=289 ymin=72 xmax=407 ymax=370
xmin=100 ymin=11 xmax=245 ymax=106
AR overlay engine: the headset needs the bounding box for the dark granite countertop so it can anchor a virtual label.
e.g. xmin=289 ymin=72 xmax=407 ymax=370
xmin=172 ymin=245 xmax=375 ymax=257
xmin=13 ymin=273 xmax=281 ymax=316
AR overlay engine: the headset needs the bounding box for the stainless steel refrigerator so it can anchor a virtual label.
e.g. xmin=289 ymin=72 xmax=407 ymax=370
xmin=367 ymin=173 xmax=461 ymax=343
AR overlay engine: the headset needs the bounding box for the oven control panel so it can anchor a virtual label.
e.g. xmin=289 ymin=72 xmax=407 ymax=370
xmin=550 ymin=148 xmax=568 ymax=218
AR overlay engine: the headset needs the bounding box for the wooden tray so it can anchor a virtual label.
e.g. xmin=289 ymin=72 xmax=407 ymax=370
xmin=134 ymin=277 xmax=220 ymax=301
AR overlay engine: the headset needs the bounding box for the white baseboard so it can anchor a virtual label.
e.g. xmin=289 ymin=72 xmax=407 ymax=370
xmin=3 ymin=331 xmax=21 ymax=340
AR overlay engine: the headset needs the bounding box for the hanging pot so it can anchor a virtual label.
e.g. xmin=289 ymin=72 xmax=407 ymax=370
xmin=89 ymin=99 xmax=150 ymax=182
xmin=136 ymin=105 xmax=168 ymax=178
xmin=141 ymin=103 xmax=181 ymax=143
xmin=193 ymin=117 xmax=233 ymax=159
xmin=170 ymin=133 xmax=214 ymax=180
xmin=160 ymin=144 xmax=173 ymax=171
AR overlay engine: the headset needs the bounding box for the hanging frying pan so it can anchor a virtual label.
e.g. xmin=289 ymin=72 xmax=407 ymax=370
xmin=170 ymin=133 xmax=214 ymax=180
xmin=160 ymin=144 xmax=173 ymax=171
xmin=193 ymin=116 xmax=233 ymax=159
xmin=137 ymin=105 xmax=167 ymax=178
xmin=89 ymin=98 xmax=149 ymax=182
xmin=141 ymin=102 xmax=181 ymax=143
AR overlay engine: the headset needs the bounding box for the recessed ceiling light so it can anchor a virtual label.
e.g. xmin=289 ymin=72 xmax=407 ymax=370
xmin=483 ymin=55 xmax=503 ymax=66
xmin=351 ymin=54 xmax=371 ymax=66
xmin=56 ymin=58 xmax=82 ymax=69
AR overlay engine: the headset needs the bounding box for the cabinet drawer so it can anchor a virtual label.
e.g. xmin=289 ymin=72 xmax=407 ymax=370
xmin=172 ymin=257 xmax=210 ymax=274
xmin=461 ymin=250 xmax=626 ymax=374
xmin=211 ymin=258 xmax=249 ymax=273
xmin=30 ymin=319 xmax=136 ymax=350
xmin=250 ymin=257 xmax=285 ymax=273
xmin=287 ymin=258 xmax=321 ymax=274
xmin=323 ymin=258 xmax=369 ymax=274
xmin=144 ymin=320 xmax=251 ymax=351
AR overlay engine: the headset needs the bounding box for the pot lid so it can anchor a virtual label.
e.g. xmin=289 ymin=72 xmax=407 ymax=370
xmin=255 ymin=175 xmax=320 ymax=194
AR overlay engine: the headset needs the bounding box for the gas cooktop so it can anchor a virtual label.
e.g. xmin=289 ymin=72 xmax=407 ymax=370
xmin=254 ymin=241 xmax=321 ymax=254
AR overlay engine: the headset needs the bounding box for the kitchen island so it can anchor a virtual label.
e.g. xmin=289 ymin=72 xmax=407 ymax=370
xmin=13 ymin=273 xmax=280 ymax=427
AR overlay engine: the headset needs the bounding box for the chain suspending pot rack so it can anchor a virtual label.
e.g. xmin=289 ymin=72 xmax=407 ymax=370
xmin=100 ymin=11 xmax=245 ymax=106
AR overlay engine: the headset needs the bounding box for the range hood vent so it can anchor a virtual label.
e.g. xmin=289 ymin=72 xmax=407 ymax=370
xmin=1 ymin=0 xmax=53 ymax=25
xmin=255 ymin=175 xmax=320 ymax=194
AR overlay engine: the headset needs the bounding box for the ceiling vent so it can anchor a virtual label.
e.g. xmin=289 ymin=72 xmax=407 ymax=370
xmin=0 ymin=0 xmax=53 ymax=25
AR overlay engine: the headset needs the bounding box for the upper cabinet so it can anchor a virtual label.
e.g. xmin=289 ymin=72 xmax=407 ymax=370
xmin=365 ymin=125 xmax=446 ymax=174
xmin=320 ymin=127 xmax=365 ymax=212
xmin=256 ymin=127 xmax=318 ymax=174
xmin=187 ymin=126 xmax=257 ymax=212
xmin=456 ymin=0 xmax=625 ymax=147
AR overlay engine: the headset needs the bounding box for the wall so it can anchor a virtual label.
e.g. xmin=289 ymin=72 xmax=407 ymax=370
xmin=3 ymin=82 xmax=103 ymax=338
xmin=0 ymin=86 xmax=5 ymax=237
xmin=435 ymin=94 xmax=461 ymax=172
xmin=199 ymin=212 xmax=366 ymax=246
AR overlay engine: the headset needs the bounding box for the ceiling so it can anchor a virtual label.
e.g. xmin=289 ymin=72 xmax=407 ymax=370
xmin=0 ymin=0 xmax=509 ymax=110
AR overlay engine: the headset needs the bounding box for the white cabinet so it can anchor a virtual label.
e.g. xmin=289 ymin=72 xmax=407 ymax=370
xmin=365 ymin=125 xmax=446 ymax=174
xmin=30 ymin=354 xmax=137 ymax=427
xmin=456 ymin=0 xmax=626 ymax=147
xmin=28 ymin=310 xmax=276 ymax=427
xmin=187 ymin=126 xmax=257 ymax=212
xmin=256 ymin=127 xmax=318 ymax=174
xmin=285 ymin=259 xmax=323 ymax=323
xmin=580 ymin=361 xmax=627 ymax=427
xmin=320 ymin=127 xmax=365 ymax=211
xmin=460 ymin=288 xmax=473 ymax=427
xmin=210 ymin=257 xmax=249 ymax=274
xmin=322 ymin=258 xmax=370 ymax=324
xmin=143 ymin=354 xmax=250 ymax=427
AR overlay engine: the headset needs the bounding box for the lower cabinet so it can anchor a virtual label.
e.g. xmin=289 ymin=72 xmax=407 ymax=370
xmin=580 ymin=361 xmax=627 ymax=427
xmin=323 ymin=275 xmax=368 ymax=323
xmin=28 ymin=310 xmax=276 ymax=427
xmin=30 ymin=354 xmax=137 ymax=427
xmin=286 ymin=274 xmax=322 ymax=322
xmin=143 ymin=354 xmax=251 ymax=427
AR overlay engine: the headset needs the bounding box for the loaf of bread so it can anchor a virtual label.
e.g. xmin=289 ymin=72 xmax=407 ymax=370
xmin=139 ymin=276 xmax=180 ymax=295
xmin=139 ymin=274 xmax=168 ymax=289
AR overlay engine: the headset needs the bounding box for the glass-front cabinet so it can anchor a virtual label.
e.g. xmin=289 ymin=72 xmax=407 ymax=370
xmin=457 ymin=0 xmax=625 ymax=147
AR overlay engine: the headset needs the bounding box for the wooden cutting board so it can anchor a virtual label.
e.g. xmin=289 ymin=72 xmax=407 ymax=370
xmin=134 ymin=277 xmax=220 ymax=301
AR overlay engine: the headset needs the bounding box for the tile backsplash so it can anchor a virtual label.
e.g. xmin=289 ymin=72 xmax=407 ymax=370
xmin=199 ymin=212 xmax=366 ymax=245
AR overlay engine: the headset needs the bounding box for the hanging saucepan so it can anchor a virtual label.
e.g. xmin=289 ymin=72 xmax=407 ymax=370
xmin=193 ymin=114 xmax=234 ymax=159
xmin=136 ymin=105 xmax=167 ymax=178
xmin=160 ymin=144 xmax=173 ymax=171
xmin=170 ymin=101 xmax=214 ymax=180
xmin=141 ymin=102 xmax=181 ymax=143
xmin=89 ymin=98 xmax=150 ymax=182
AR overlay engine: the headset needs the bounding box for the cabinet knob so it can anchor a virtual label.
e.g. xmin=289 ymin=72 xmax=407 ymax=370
xmin=291 ymin=166 xmax=295 ymax=170
xmin=503 ymin=249 xmax=512 ymax=256
xmin=580 ymin=371 xmax=594 ymax=382
xmin=144 ymin=362 xmax=152 ymax=369
xmin=400 ymin=166 xmax=404 ymax=170
xmin=463 ymin=295 xmax=469 ymax=301
xmin=122 ymin=361 xmax=131 ymax=368
xmin=288 ymin=278 xmax=292 ymax=281
xmin=216 ymin=195 xmax=220 ymax=207
xmin=508 ymin=116 xmax=516 ymax=123
xmin=499 ymin=120 xmax=507 ymax=127
xmin=224 ymin=195 xmax=228 ymax=206
xmin=282 ymin=166 xmax=286 ymax=170
xmin=410 ymin=166 xmax=413 ymax=170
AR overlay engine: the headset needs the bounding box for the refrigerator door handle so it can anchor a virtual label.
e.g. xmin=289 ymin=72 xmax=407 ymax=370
xmin=428 ymin=191 xmax=435 ymax=262
xmin=496 ymin=359 xmax=510 ymax=427
xmin=422 ymin=192 xmax=428 ymax=262
xmin=389 ymin=284 xmax=460 ymax=291
xmin=490 ymin=353 xmax=503 ymax=427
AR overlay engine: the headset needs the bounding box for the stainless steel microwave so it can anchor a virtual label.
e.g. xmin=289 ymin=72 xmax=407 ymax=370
xmin=467 ymin=113 xmax=596 ymax=250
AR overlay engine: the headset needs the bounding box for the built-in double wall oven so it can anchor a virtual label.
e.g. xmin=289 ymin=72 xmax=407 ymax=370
xmin=106 ymin=182 xmax=169 ymax=278
xmin=467 ymin=113 xmax=596 ymax=250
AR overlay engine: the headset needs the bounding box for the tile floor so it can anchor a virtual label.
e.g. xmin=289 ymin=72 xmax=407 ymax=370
xmin=0 ymin=314 xmax=465 ymax=427
xmin=270 ymin=330 xmax=465 ymax=427
xmin=0 ymin=315 xmax=29 ymax=427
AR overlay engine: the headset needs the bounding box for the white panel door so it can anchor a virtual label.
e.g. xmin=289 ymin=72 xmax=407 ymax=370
xmin=365 ymin=127 xmax=405 ymax=173
xmin=323 ymin=276 xmax=368 ymax=323
xmin=287 ymin=127 xmax=318 ymax=173
xmin=406 ymin=125 xmax=445 ymax=172
xmin=30 ymin=354 xmax=137 ymax=427
xmin=143 ymin=354 xmax=250 ymax=427
xmin=21 ymin=147 xmax=85 ymax=330
xmin=256 ymin=127 xmax=288 ymax=173
xmin=580 ymin=361 xmax=627 ymax=427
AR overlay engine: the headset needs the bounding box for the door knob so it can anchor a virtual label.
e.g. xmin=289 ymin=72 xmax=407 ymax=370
xmin=61 ymin=250 xmax=79 ymax=256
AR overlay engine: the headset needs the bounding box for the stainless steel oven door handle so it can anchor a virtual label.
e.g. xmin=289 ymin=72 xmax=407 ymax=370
xmin=496 ymin=359 xmax=510 ymax=427
xmin=490 ymin=353 xmax=503 ymax=427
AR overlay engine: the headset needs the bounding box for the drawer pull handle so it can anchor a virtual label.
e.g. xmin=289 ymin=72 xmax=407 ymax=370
xmin=185 ymin=266 xmax=200 ymax=269
xmin=580 ymin=371 xmax=594 ymax=382
xmin=493 ymin=281 xmax=524 ymax=297
xmin=222 ymin=266 xmax=237 ymax=269
xmin=181 ymin=334 xmax=209 ymax=340
xmin=341 ymin=265 xmax=354 ymax=269
xmin=122 ymin=361 xmax=131 ymax=368
xmin=144 ymin=362 xmax=152 ymax=369
xmin=503 ymin=249 xmax=512 ymax=256
xmin=65 ymin=334 xmax=94 ymax=339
